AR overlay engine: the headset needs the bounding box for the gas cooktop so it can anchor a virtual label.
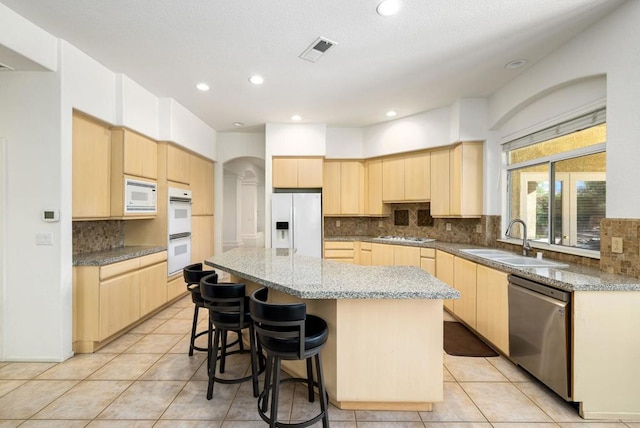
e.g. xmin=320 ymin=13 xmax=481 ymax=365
xmin=374 ymin=236 xmax=435 ymax=243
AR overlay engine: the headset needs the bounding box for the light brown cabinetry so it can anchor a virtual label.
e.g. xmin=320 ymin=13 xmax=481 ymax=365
xmin=272 ymin=157 xmax=323 ymax=188
xmin=453 ymin=256 xmax=477 ymax=329
xmin=436 ymin=250 xmax=455 ymax=311
xmin=190 ymin=154 xmax=214 ymax=216
xmin=323 ymin=160 xmax=365 ymax=215
xmin=364 ymin=159 xmax=389 ymax=216
xmin=476 ymin=265 xmax=509 ymax=355
xmin=111 ymin=128 xmax=158 ymax=180
xmin=382 ymin=151 xmax=430 ymax=202
xmin=167 ymin=274 xmax=186 ymax=302
xmin=167 ymin=144 xmax=191 ymax=184
xmin=371 ymin=243 xmax=395 ymax=266
xmin=430 ymin=142 xmax=483 ymax=218
xmin=324 ymin=241 xmax=356 ymax=264
xmin=72 ymin=112 xmax=112 ymax=219
xmin=191 ymin=215 xmax=215 ymax=264
xmin=73 ymin=251 xmax=168 ymax=352
xmin=393 ymin=245 xmax=421 ymax=266
xmin=359 ymin=242 xmax=372 ymax=266
xmin=420 ymin=248 xmax=436 ymax=275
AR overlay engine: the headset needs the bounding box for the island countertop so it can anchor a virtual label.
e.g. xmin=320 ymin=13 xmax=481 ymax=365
xmin=205 ymin=247 xmax=459 ymax=300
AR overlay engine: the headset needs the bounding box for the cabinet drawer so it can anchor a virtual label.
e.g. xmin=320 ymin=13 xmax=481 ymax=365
xmin=324 ymin=241 xmax=354 ymax=250
xmin=360 ymin=242 xmax=372 ymax=250
xmin=139 ymin=251 xmax=168 ymax=268
xmin=100 ymin=258 xmax=140 ymax=280
xmin=324 ymin=249 xmax=355 ymax=258
xmin=420 ymin=248 xmax=435 ymax=258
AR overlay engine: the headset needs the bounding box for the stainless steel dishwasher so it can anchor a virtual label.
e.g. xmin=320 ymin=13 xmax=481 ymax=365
xmin=508 ymin=274 xmax=571 ymax=400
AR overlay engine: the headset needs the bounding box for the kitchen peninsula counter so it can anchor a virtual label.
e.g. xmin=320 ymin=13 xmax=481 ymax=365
xmin=205 ymin=247 xmax=458 ymax=411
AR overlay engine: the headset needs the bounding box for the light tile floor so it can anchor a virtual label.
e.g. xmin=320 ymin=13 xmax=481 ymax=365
xmin=0 ymin=296 xmax=637 ymax=427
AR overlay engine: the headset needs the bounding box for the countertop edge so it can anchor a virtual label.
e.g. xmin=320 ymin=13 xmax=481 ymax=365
xmin=73 ymin=246 xmax=167 ymax=266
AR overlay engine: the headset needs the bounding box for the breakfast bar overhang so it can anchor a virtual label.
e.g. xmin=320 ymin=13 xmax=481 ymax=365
xmin=205 ymin=248 xmax=459 ymax=411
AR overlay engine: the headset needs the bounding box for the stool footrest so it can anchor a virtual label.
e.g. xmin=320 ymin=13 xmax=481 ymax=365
xmin=257 ymin=377 xmax=328 ymax=428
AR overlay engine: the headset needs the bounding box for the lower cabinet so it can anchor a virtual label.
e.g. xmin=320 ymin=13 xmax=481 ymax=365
xmin=420 ymin=248 xmax=436 ymax=275
xmin=167 ymin=274 xmax=186 ymax=302
xmin=73 ymin=251 xmax=168 ymax=352
xmin=436 ymin=250 xmax=455 ymax=311
xmin=476 ymin=265 xmax=509 ymax=355
xmin=371 ymin=243 xmax=395 ymax=266
xmin=453 ymin=257 xmax=477 ymax=329
xmin=324 ymin=241 xmax=356 ymax=264
xmin=359 ymin=242 xmax=372 ymax=266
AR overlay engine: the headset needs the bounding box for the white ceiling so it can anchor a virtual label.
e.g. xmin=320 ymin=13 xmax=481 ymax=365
xmin=0 ymin=0 xmax=625 ymax=132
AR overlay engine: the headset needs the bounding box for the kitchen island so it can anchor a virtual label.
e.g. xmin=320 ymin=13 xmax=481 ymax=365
xmin=205 ymin=247 xmax=459 ymax=411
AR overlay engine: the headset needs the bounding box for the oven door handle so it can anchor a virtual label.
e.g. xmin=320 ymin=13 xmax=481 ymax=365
xmin=169 ymin=232 xmax=192 ymax=240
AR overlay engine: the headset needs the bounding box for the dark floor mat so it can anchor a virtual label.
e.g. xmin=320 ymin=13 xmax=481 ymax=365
xmin=444 ymin=321 xmax=498 ymax=357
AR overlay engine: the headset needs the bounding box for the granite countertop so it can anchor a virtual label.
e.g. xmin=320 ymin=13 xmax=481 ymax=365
xmin=205 ymin=248 xmax=459 ymax=300
xmin=73 ymin=246 xmax=167 ymax=266
xmin=325 ymin=236 xmax=640 ymax=292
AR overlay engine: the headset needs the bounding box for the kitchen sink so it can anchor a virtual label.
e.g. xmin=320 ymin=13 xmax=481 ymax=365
xmin=460 ymin=249 xmax=569 ymax=269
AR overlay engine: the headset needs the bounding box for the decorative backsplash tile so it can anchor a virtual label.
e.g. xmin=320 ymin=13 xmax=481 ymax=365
xmin=599 ymin=218 xmax=640 ymax=278
xmin=73 ymin=221 xmax=125 ymax=254
xmin=394 ymin=210 xmax=409 ymax=226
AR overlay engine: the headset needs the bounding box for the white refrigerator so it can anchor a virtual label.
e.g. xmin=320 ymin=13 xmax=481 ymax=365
xmin=271 ymin=193 xmax=322 ymax=258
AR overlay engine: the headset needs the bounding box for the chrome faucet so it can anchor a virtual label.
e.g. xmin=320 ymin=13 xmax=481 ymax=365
xmin=505 ymin=219 xmax=532 ymax=256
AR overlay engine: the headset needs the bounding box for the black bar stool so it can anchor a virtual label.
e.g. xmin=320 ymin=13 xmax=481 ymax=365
xmin=200 ymin=275 xmax=265 ymax=400
xmin=183 ymin=263 xmax=217 ymax=356
xmin=249 ymin=287 xmax=330 ymax=428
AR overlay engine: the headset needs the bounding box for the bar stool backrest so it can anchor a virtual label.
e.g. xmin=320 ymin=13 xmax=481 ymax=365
xmin=249 ymin=287 xmax=307 ymax=359
xmin=200 ymin=275 xmax=248 ymax=329
xmin=183 ymin=263 xmax=217 ymax=288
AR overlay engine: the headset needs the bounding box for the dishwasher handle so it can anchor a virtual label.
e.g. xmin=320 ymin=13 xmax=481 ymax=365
xmin=508 ymin=275 xmax=570 ymax=302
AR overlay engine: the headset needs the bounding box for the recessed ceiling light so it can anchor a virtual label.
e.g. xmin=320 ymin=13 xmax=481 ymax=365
xmin=249 ymin=74 xmax=264 ymax=85
xmin=377 ymin=0 xmax=400 ymax=16
xmin=291 ymin=115 xmax=302 ymax=121
xmin=233 ymin=122 xmax=244 ymax=127
xmin=196 ymin=82 xmax=210 ymax=91
xmin=386 ymin=110 xmax=397 ymax=117
xmin=505 ymin=59 xmax=527 ymax=70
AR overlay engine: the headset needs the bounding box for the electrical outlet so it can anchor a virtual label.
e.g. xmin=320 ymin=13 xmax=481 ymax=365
xmin=446 ymin=223 xmax=452 ymax=231
xmin=475 ymin=224 xmax=482 ymax=233
xmin=611 ymin=237 xmax=623 ymax=254
xmin=336 ymin=220 xmax=341 ymax=227
xmin=378 ymin=221 xmax=384 ymax=228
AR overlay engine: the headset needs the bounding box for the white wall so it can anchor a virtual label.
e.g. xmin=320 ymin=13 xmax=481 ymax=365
xmin=488 ymin=0 xmax=640 ymax=218
xmin=116 ymin=74 xmax=160 ymax=140
xmin=362 ymin=107 xmax=451 ymax=158
xmin=326 ymin=128 xmax=363 ymax=159
xmin=158 ymin=99 xmax=217 ymax=161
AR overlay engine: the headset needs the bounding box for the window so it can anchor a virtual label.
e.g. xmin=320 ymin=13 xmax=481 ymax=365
xmin=504 ymin=109 xmax=606 ymax=253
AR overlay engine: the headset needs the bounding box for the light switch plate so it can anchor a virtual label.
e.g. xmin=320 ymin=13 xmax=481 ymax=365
xmin=611 ymin=237 xmax=623 ymax=253
xmin=336 ymin=220 xmax=341 ymax=227
xmin=475 ymin=224 xmax=482 ymax=233
xmin=36 ymin=232 xmax=53 ymax=245
xmin=446 ymin=223 xmax=452 ymax=231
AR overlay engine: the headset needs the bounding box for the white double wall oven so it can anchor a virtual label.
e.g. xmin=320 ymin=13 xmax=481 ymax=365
xmin=168 ymin=187 xmax=192 ymax=275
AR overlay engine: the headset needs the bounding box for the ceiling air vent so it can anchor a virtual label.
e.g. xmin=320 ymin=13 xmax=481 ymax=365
xmin=0 ymin=62 xmax=14 ymax=71
xmin=299 ymin=37 xmax=337 ymax=63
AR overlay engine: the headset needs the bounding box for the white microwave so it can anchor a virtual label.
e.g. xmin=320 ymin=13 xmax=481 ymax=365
xmin=125 ymin=178 xmax=157 ymax=214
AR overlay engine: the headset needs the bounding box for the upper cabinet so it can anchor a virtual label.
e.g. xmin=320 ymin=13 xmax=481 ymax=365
xmin=190 ymin=154 xmax=215 ymax=216
xmin=272 ymin=157 xmax=323 ymax=188
xmin=430 ymin=142 xmax=483 ymax=218
xmin=167 ymin=144 xmax=191 ymax=185
xmin=382 ymin=151 xmax=430 ymax=202
xmin=364 ymin=159 xmax=389 ymax=216
xmin=72 ymin=111 xmax=112 ymax=220
xmin=111 ymin=128 xmax=157 ymax=180
xmin=323 ymin=160 xmax=365 ymax=216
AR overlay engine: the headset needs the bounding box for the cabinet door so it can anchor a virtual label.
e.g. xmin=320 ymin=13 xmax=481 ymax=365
xmin=420 ymin=257 xmax=436 ymax=275
xmin=453 ymin=257 xmax=477 ymax=328
xmin=191 ymin=215 xmax=214 ymax=264
xmin=382 ymin=156 xmax=404 ymax=202
xmin=72 ymin=112 xmax=111 ymax=219
xmin=360 ymin=250 xmax=372 ymax=266
xmin=371 ymin=243 xmax=394 ymax=266
xmin=393 ymin=246 xmax=420 ymax=267
xmin=99 ymin=271 xmax=140 ymax=340
xmin=167 ymin=144 xmax=191 ymax=184
xmin=430 ymin=149 xmax=450 ymax=217
xmin=322 ymin=161 xmax=342 ymax=215
xmin=476 ymin=265 xmax=509 ymax=355
xmin=297 ymin=158 xmax=323 ymax=188
xmin=404 ymin=152 xmax=430 ymax=201
xmin=272 ymin=158 xmax=298 ymax=188
xmin=139 ymin=262 xmax=168 ymax=317
xmin=454 ymin=142 xmax=483 ymax=217
xmin=340 ymin=161 xmax=364 ymax=215
xmin=191 ymin=155 xmax=214 ymax=216
xmin=436 ymin=250 xmax=455 ymax=311
xmin=167 ymin=274 xmax=187 ymax=301
xmin=365 ymin=159 xmax=387 ymax=215
xmin=123 ymin=131 xmax=157 ymax=180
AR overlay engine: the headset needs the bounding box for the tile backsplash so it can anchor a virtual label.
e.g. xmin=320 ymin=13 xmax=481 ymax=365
xmin=324 ymin=203 xmax=500 ymax=246
xmin=73 ymin=221 xmax=125 ymax=254
xmin=599 ymin=218 xmax=640 ymax=278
